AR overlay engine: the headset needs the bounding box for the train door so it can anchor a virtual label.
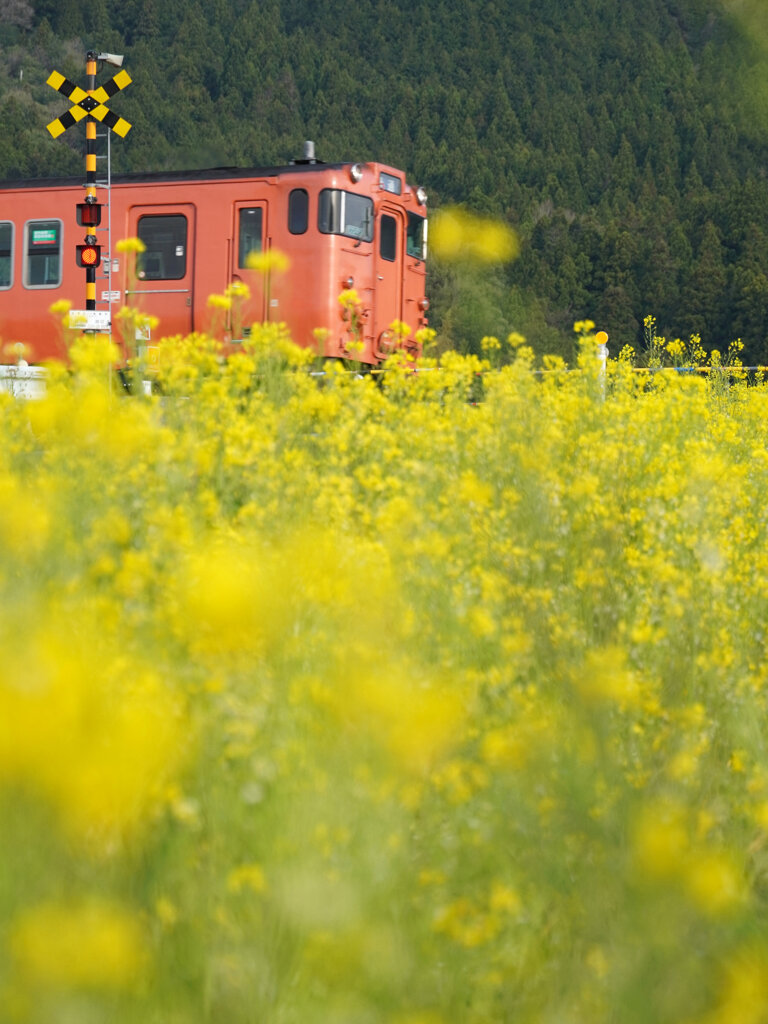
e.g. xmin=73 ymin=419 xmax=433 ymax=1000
xmin=126 ymin=204 xmax=195 ymax=337
xmin=373 ymin=203 xmax=405 ymax=358
xmin=231 ymin=201 xmax=268 ymax=335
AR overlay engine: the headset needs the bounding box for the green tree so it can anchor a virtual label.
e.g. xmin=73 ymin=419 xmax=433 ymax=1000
xmin=676 ymin=220 xmax=728 ymax=343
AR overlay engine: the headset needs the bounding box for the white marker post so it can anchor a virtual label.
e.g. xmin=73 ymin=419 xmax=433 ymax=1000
xmin=595 ymin=330 xmax=609 ymax=397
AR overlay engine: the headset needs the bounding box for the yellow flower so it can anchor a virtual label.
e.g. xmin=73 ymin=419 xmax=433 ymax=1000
xmin=430 ymin=206 xmax=518 ymax=263
xmin=418 ymin=869 xmax=447 ymax=886
xmin=10 ymin=899 xmax=146 ymax=991
xmin=433 ymin=898 xmax=499 ymax=947
xmin=340 ymin=663 xmax=464 ymax=775
xmin=226 ymin=279 xmax=251 ymax=300
xmin=245 ymin=248 xmax=290 ymax=273
xmin=414 ymin=326 xmax=437 ymax=349
xmin=69 ymin=333 xmax=121 ymax=372
xmin=705 ymin=947 xmax=768 ymax=1024
xmin=573 ymin=646 xmax=643 ymax=710
xmin=115 ymin=236 xmax=146 ymax=253
xmin=338 ymin=287 xmax=360 ymax=307
xmin=632 ymin=799 xmax=689 ymax=880
xmin=136 ymin=312 xmax=160 ymax=332
xmin=489 ymin=881 xmax=521 ymax=915
xmin=0 ymin=627 xmax=186 ymax=844
xmin=227 ymin=863 xmax=267 ymax=894
xmin=389 ymin=319 xmax=411 ymax=339
xmin=573 ymin=319 xmax=596 ymax=334
xmin=685 ymin=850 xmax=745 ymax=916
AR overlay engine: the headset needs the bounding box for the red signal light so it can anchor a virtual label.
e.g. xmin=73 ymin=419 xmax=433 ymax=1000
xmin=76 ymin=244 xmax=101 ymax=268
xmin=76 ymin=203 xmax=102 ymax=227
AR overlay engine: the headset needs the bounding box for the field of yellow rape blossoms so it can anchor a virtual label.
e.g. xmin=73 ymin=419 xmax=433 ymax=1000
xmin=3 ymin=325 xmax=768 ymax=1024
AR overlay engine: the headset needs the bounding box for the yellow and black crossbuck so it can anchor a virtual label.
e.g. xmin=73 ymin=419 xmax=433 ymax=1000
xmin=46 ymin=69 xmax=132 ymax=139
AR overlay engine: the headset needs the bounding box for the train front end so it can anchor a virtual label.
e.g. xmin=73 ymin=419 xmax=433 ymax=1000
xmin=269 ymin=155 xmax=429 ymax=366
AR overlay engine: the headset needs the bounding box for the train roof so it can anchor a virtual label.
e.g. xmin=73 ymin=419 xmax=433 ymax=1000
xmin=0 ymin=159 xmax=366 ymax=191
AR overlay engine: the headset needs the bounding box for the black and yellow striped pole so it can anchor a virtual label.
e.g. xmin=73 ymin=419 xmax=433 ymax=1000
xmin=46 ymin=53 xmax=131 ymax=313
xmin=83 ymin=51 xmax=98 ymax=311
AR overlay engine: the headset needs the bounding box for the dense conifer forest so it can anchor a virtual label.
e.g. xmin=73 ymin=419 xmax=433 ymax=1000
xmin=2 ymin=0 xmax=768 ymax=361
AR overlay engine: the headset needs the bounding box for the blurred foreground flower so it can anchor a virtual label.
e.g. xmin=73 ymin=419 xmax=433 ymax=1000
xmin=246 ymin=248 xmax=291 ymax=274
xmin=207 ymin=292 xmax=233 ymax=311
xmin=430 ymin=206 xmax=519 ymax=263
xmin=115 ymin=236 xmax=146 ymax=254
xmin=0 ymin=622 xmax=186 ymax=846
xmin=10 ymin=898 xmax=146 ymax=991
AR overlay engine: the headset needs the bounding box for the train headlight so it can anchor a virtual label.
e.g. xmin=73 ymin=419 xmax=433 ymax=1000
xmin=342 ymin=276 xmax=354 ymax=290
xmin=416 ymin=186 xmax=428 ymax=206
xmin=349 ymin=164 xmax=363 ymax=183
xmin=418 ymin=297 xmax=430 ymax=312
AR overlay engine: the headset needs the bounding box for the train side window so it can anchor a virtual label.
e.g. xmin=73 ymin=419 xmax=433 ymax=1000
xmin=137 ymin=214 xmax=187 ymax=280
xmin=0 ymin=222 xmax=13 ymax=289
xmin=288 ymin=189 xmax=308 ymax=234
xmin=238 ymin=207 xmax=263 ymax=267
xmin=318 ymin=189 xmax=373 ymax=242
xmin=24 ymin=220 xmax=61 ymax=288
xmin=407 ymin=213 xmax=426 ymax=261
xmin=380 ymin=214 xmax=397 ymax=262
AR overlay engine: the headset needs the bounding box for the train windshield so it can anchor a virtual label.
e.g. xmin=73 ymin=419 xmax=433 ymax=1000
xmin=318 ymin=190 xmax=373 ymax=242
xmin=406 ymin=212 xmax=427 ymax=261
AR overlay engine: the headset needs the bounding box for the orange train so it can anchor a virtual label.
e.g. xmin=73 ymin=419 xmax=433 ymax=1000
xmin=0 ymin=144 xmax=429 ymax=365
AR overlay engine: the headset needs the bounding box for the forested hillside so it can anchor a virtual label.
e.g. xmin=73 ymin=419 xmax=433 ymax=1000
xmin=2 ymin=0 xmax=767 ymax=361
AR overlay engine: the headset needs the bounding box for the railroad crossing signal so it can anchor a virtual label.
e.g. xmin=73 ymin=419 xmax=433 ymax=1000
xmin=76 ymin=202 xmax=102 ymax=227
xmin=76 ymin=243 xmax=101 ymax=268
xmin=45 ymin=67 xmax=132 ymax=139
xmin=45 ymin=52 xmax=132 ymax=314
